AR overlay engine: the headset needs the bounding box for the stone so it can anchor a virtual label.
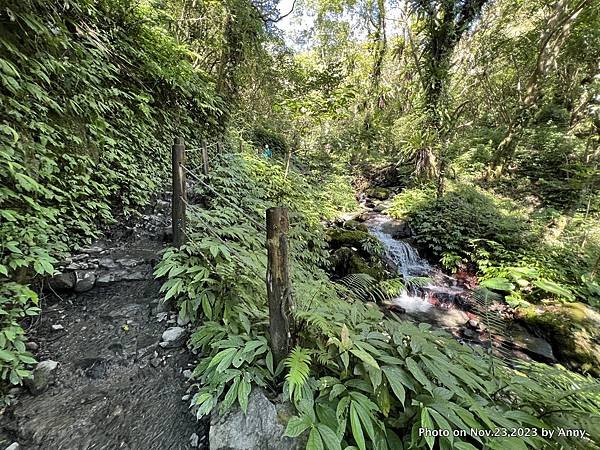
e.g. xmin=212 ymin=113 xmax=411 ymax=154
xmin=117 ymin=258 xmax=141 ymax=268
xmin=5 ymin=443 xmax=20 ymax=450
xmin=150 ymin=358 xmax=161 ymax=368
xmin=25 ymin=341 xmax=39 ymax=351
xmin=516 ymin=302 xmax=598 ymax=372
xmin=74 ymin=271 xmax=95 ymax=293
xmin=160 ymin=327 xmax=186 ymax=348
xmin=466 ymin=319 xmax=479 ymax=330
xmin=379 ymin=219 xmax=410 ymax=239
xmin=123 ymin=271 xmax=147 ymax=281
xmin=343 ymin=220 xmax=369 ymax=233
xmin=95 ymin=273 xmax=113 ymax=285
xmin=99 ymin=258 xmax=118 ymax=269
xmin=462 ymin=328 xmax=479 ymax=339
xmin=182 ymin=394 xmax=190 ymax=401
xmin=25 ymin=360 xmax=59 ymax=395
xmin=508 ymin=324 xmax=555 ymax=362
xmin=366 ymin=187 xmax=391 ymax=200
xmin=190 ymin=433 xmax=200 ymax=448
xmin=182 ymin=369 xmax=192 ymax=379
xmin=210 ymin=388 xmax=306 ymax=450
xmin=48 ymin=272 xmax=76 ymax=291
xmin=51 ymin=324 xmax=64 ymax=331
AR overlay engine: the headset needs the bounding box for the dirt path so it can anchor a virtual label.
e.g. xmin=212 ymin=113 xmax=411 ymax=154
xmin=1 ymin=207 xmax=206 ymax=449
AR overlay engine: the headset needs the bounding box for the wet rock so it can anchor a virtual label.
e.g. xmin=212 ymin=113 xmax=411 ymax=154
xmin=48 ymin=272 xmax=76 ymax=291
xmin=210 ymin=388 xmax=306 ymax=450
xmin=117 ymin=258 xmax=142 ymax=268
xmin=74 ymin=271 xmax=96 ymax=293
xmin=343 ymin=220 xmax=369 ymax=233
xmin=377 ymin=219 xmax=410 ymax=239
xmin=123 ymin=271 xmax=148 ymax=281
xmin=25 ymin=360 xmax=59 ymax=395
xmin=160 ymin=327 xmax=186 ymax=348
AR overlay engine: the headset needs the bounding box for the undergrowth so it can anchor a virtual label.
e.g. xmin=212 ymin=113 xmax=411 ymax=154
xmin=156 ymin=151 xmax=600 ymax=450
xmin=388 ymin=182 xmax=600 ymax=309
xmin=0 ymin=0 xmax=223 ymax=391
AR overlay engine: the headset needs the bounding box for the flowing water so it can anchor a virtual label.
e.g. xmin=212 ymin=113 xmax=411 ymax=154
xmin=363 ymin=214 xmax=472 ymax=324
xmin=361 ymin=211 xmax=556 ymax=363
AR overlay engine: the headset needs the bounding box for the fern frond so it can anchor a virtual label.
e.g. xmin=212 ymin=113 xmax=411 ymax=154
xmin=285 ymin=346 xmax=312 ymax=402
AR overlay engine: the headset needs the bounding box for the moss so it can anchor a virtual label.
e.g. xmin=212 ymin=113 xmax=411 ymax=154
xmin=516 ymin=302 xmax=600 ymax=376
xmin=331 ymin=247 xmax=386 ymax=280
xmin=343 ymin=220 xmax=369 ymax=233
xmin=366 ymin=187 xmax=392 ymax=200
xmin=326 ymin=228 xmax=371 ymax=249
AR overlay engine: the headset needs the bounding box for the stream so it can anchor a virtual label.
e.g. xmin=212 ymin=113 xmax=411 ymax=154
xmin=357 ymin=209 xmax=557 ymax=364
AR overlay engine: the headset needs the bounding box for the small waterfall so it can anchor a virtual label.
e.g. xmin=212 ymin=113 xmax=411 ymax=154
xmin=366 ymin=217 xmax=430 ymax=281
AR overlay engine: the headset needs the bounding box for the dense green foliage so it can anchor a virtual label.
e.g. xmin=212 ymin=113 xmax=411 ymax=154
xmin=0 ymin=0 xmax=222 ymax=387
xmin=2 ymin=0 xmax=599 ymax=447
xmin=156 ymin=151 xmax=600 ymax=449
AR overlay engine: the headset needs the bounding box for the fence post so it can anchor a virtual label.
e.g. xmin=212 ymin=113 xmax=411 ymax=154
xmin=201 ymin=140 xmax=209 ymax=176
xmin=266 ymin=206 xmax=292 ymax=368
xmin=172 ymin=137 xmax=186 ymax=247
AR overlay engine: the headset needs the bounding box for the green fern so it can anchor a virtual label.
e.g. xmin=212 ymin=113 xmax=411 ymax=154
xmin=285 ymin=346 xmax=312 ymax=402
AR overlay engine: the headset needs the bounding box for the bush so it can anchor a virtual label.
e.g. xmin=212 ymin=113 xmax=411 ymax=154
xmin=0 ymin=0 xmax=223 ymax=391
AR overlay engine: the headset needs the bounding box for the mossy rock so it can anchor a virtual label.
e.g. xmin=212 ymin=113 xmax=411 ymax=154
xmin=326 ymin=228 xmax=370 ymax=249
xmin=366 ymin=187 xmax=391 ymax=200
xmin=516 ymin=302 xmax=600 ymax=376
xmin=330 ymin=247 xmax=386 ymax=280
xmin=343 ymin=220 xmax=369 ymax=233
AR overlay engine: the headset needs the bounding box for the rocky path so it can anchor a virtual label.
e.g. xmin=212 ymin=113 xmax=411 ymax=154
xmin=0 ymin=204 xmax=206 ymax=450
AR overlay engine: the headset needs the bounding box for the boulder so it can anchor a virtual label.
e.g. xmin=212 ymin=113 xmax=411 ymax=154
xmin=331 ymin=247 xmax=386 ymax=280
xmin=366 ymin=187 xmax=391 ymax=200
xmin=48 ymin=272 xmax=76 ymax=291
xmin=160 ymin=327 xmax=187 ymax=348
xmin=343 ymin=220 xmax=369 ymax=233
xmin=74 ymin=271 xmax=96 ymax=293
xmin=25 ymin=360 xmax=59 ymax=395
xmin=516 ymin=302 xmax=600 ymax=375
xmin=326 ymin=228 xmax=371 ymax=249
xmin=209 ymin=388 xmax=305 ymax=450
xmin=507 ymin=324 xmax=555 ymax=362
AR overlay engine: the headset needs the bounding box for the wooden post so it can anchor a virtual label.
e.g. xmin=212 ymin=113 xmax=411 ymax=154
xmin=201 ymin=140 xmax=209 ymax=176
xmin=172 ymin=137 xmax=186 ymax=247
xmin=266 ymin=207 xmax=292 ymax=367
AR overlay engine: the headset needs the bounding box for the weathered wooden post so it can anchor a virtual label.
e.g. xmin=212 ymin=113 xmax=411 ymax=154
xmin=266 ymin=207 xmax=292 ymax=367
xmin=172 ymin=137 xmax=187 ymax=247
xmin=201 ymin=140 xmax=209 ymax=176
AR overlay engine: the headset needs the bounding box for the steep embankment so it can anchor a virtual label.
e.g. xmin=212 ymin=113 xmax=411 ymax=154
xmin=1 ymin=0 xmax=222 ymax=392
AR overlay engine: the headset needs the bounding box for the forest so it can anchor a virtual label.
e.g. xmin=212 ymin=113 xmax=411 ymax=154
xmin=0 ymin=0 xmax=599 ymax=449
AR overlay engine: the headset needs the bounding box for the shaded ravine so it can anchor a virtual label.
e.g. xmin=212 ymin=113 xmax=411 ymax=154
xmin=0 ymin=203 xmax=205 ymax=450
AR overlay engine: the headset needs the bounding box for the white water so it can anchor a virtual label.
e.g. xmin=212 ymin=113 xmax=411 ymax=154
xmin=365 ymin=216 xmax=430 ymax=280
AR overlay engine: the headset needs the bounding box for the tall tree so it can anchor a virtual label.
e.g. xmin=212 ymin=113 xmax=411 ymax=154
xmin=409 ymin=0 xmax=488 ymax=195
